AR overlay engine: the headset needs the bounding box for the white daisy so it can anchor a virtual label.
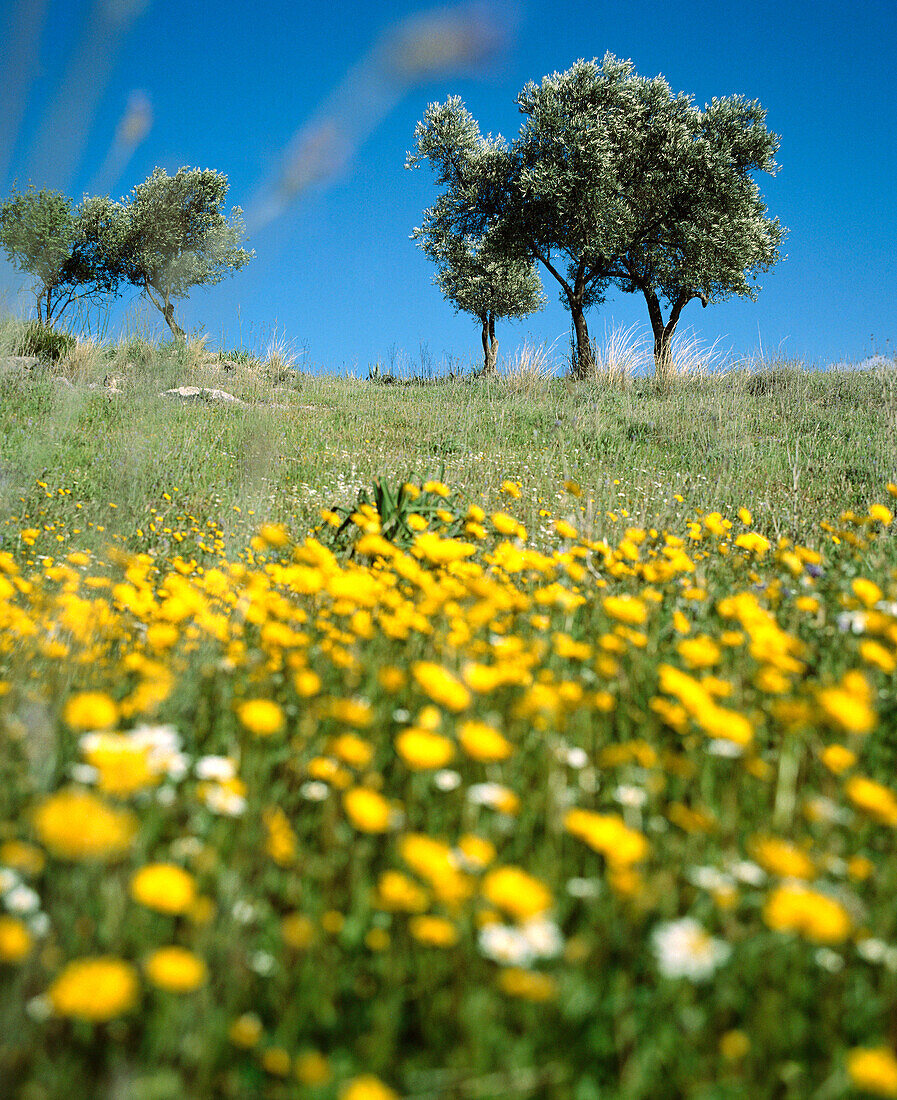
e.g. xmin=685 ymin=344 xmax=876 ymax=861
xmin=651 ymin=918 xmax=731 ymax=981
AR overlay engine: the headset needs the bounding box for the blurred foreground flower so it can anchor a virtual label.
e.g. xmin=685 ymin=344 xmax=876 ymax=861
xmin=651 ymin=918 xmax=731 ymax=981
xmin=48 ymin=957 xmax=139 ymax=1022
xmin=33 ymin=789 xmax=136 ymax=861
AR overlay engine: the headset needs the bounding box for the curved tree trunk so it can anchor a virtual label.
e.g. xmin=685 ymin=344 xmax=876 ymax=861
xmin=162 ymin=299 xmax=186 ymax=340
xmin=144 ymin=278 xmax=186 ymax=340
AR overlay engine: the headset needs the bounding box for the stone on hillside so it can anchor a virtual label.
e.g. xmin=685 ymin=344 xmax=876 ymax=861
xmin=0 ymin=356 xmax=42 ymax=372
xmin=161 ymin=386 xmax=247 ymax=406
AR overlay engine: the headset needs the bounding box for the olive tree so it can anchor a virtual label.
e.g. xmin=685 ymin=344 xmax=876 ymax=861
xmin=107 ymin=167 xmax=253 ymax=339
xmin=409 ymin=56 xmax=785 ymax=378
xmin=0 ymin=184 xmax=121 ymax=326
xmin=409 ymin=191 xmax=544 ymax=373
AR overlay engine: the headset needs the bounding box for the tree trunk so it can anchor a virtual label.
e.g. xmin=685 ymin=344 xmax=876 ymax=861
xmin=144 ymin=279 xmax=186 ymax=340
xmin=480 ymin=313 xmax=498 ymax=374
xmin=569 ymin=303 xmax=593 ymax=380
xmin=644 ymin=288 xmax=697 ymax=379
xmin=162 ymin=299 xmax=186 ymax=340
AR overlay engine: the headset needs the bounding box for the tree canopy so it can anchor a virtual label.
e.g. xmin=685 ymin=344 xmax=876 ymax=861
xmin=105 ymin=167 xmax=253 ymax=338
xmin=0 ymin=185 xmax=121 ymax=326
xmin=408 ymin=55 xmax=785 ymax=377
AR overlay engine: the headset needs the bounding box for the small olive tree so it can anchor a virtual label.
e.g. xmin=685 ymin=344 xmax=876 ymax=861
xmin=409 ymin=191 xmax=544 ymax=373
xmin=0 ymin=184 xmax=120 ymax=326
xmin=409 ymin=56 xmax=785 ymax=378
xmin=107 ymin=167 xmax=253 ymax=339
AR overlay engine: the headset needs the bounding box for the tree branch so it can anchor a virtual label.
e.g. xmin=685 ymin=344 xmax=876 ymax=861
xmin=528 ymin=240 xmax=573 ymax=299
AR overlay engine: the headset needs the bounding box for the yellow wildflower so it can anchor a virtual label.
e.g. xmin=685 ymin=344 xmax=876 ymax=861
xmin=818 ymin=682 xmax=876 ymax=735
xmin=603 ymin=595 xmax=647 ymax=625
xmin=677 ymin=634 xmax=721 ymax=669
xmin=81 ymin=734 xmax=160 ymax=797
xmin=491 ymin=511 xmax=522 ymax=536
xmin=481 ymin=866 xmax=552 ymax=922
xmin=734 ymin=532 xmax=770 ymax=556
xmin=751 ymin=837 xmax=815 ymax=880
xmin=820 ymin=744 xmax=856 ymax=775
xmin=564 ymin=810 xmax=649 ymax=867
xmin=412 ymin=661 xmax=471 ymax=712
xmin=343 ymin=787 xmax=392 ymax=833
xmin=33 ymin=789 xmax=136 ymax=861
xmin=422 ymin=480 xmax=449 ymax=498
xmin=130 ymin=863 xmax=197 ymax=915
xmin=260 ymin=1048 xmax=291 ymax=1077
xmin=295 ymin=1050 xmax=332 ymax=1085
xmin=144 ymin=946 xmax=207 ymax=992
xmin=0 ymin=840 xmax=45 ymax=875
xmin=340 ymin=1075 xmax=400 ymax=1100
xmin=847 ymin=1048 xmax=897 ymax=1097
xmin=395 ymin=728 xmax=455 ymax=770
xmin=229 ymin=1013 xmax=263 ymax=1048
xmin=263 ymin=806 xmax=297 ymax=866
xmin=853 ymin=578 xmax=884 ymax=607
xmin=846 ymin=776 xmax=897 ymax=826
xmin=330 ymin=733 xmax=374 ymax=769
xmin=374 ymin=871 xmax=429 ymax=913
xmin=236 ymin=699 xmax=285 ymax=736
xmin=63 ymin=691 xmax=118 ymax=731
xmin=0 ymin=916 xmax=32 ymax=962
xmin=719 ymin=1030 xmax=751 ymax=1060
xmin=281 ymin=912 xmax=315 ymax=949
xmin=48 ymin=957 xmax=139 ymax=1021
xmin=408 ymin=915 xmax=459 ymax=947
xmin=413 ymin=532 xmax=476 ymax=564
xmin=860 ymin=640 xmax=896 ymax=673
xmin=497 ymin=967 xmax=557 ymax=1001
xmin=457 ymin=834 xmax=496 ymax=870
xmin=762 ymin=884 xmax=851 ymax=943
xmin=458 ymin=719 xmax=514 ymax=762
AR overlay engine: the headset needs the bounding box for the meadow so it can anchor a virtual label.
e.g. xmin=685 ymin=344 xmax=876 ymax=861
xmin=1 ymin=319 xmax=896 ymax=1099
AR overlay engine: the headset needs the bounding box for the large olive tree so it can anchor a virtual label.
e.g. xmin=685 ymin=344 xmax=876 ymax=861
xmin=409 ymin=55 xmax=785 ymax=378
xmin=107 ymin=167 xmax=253 ymax=339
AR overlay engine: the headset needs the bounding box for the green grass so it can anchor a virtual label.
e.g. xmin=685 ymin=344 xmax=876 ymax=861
xmin=1 ymin=325 xmax=895 ymax=559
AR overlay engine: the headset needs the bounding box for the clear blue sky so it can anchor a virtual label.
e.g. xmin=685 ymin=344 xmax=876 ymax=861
xmin=1 ymin=0 xmax=895 ymax=371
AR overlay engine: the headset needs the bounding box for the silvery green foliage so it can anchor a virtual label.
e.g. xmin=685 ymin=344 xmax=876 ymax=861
xmin=107 ymin=167 xmax=254 ymax=338
xmin=408 ymin=99 xmax=544 ymax=372
xmin=0 ymin=185 xmax=122 ymax=326
xmin=412 ymin=205 xmax=544 ymax=327
xmin=408 ymin=57 xmax=785 ymax=376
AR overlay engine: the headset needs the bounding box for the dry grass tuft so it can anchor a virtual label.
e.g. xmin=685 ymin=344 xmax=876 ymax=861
xmin=264 ymin=332 xmax=300 ymax=383
xmin=56 ymin=337 xmax=102 ymax=383
xmin=655 ymin=330 xmax=729 ymax=390
xmin=501 ymin=340 xmax=555 ymax=394
xmin=589 ymin=322 xmax=650 ymax=387
xmin=183 ymin=333 xmax=211 ymax=375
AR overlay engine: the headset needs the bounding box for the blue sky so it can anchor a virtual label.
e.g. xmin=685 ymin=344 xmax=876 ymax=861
xmin=1 ymin=0 xmax=895 ymax=371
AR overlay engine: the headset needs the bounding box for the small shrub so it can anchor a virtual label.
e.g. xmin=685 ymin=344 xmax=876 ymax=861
xmin=320 ymin=477 xmax=467 ymax=556
xmin=17 ymin=321 xmax=76 ymax=363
